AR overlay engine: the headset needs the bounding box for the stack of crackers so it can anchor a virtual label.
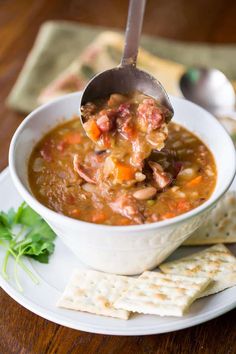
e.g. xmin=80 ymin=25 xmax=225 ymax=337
xmin=57 ymin=192 xmax=236 ymax=319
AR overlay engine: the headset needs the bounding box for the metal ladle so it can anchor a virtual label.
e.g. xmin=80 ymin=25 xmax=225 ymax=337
xmin=180 ymin=67 xmax=236 ymax=120
xmin=79 ymin=0 xmax=174 ymax=132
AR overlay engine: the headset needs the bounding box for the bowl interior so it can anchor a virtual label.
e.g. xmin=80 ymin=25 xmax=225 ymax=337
xmin=9 ymin=92 xmax=236 ymax=226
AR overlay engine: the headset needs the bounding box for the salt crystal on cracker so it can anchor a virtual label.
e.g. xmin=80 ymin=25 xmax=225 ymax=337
xmin=57 ymin=269 xmax=135 ymax=319
xmin=159 ymin=244 xmax=236 ymax=297
xmin=114 ymin=272 xmax=210 ymax=317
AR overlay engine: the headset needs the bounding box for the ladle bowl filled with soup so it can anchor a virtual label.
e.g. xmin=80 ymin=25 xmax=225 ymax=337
xmin=9 ymin=92 xmax=236 ymax=275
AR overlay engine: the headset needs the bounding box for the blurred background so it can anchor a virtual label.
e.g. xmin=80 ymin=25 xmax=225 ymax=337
xmin=1 ymin=0 xmax=236 ymax=171
xmin=2 ymin=0 xmax=236 ymax=45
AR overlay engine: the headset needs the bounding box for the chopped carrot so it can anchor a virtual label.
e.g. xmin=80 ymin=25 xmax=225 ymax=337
xmin=123 ymin=124 xmax=137 ymax=139
xmin=84 ymin=120 xmax=101 ymax=141
xmin=64 ymin=132 xmax=82 ymax=144
xmin=162 ymin=212 xmax=176 ymax=219
xmin=115 ymin=162 xmax=135 ymax=182
xmin=186 ymin=175 xmax=203 ymax=188
xmin=118 ymin=217 xmax=131 ymax=225
xmin=69 ymin=209 xmax=80 ymax=218
xmin=92 ymin=211 xmax=107 ymax=223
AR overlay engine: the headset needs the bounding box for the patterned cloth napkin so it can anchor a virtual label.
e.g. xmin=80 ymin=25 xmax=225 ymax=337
xmin=7 ymin=20 xmax=236 ymax=114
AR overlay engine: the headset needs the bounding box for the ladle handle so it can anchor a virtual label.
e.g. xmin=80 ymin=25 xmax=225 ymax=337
xmin=121 ymin=0 xmax=146 ymax=67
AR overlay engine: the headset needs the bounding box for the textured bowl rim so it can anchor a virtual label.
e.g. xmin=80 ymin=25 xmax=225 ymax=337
xmin=9 ymin=92 xmax=236 ymax=232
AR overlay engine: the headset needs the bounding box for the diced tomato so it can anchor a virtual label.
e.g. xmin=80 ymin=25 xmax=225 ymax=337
xmin=176 ymin=200 xmax=191 ymax=212
xmin=66 ymin=194 xmax=75 ymax=204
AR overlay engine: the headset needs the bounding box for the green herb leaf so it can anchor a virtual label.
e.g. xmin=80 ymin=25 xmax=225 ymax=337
xmin=27 ymin=220 xmax=56 ymax=241
xmin=0 ymin=202 xmax=56 ymax=291
xmin=0 ymin=209 xmax=16 ymax=228
xmin=13 ymin=202 xmax=26 ymax=224
xmin=0 ymin=212 xmax=10 ymax=227
xmin=30 ymin=252 xmax=51 ymax=264
xmin=16 ymin=203 xmax=42 ymax=226
xmin=7 ymin=208 xmax=17 ymax=225
xmin=0 ymin=224 xmax=12 ymax=240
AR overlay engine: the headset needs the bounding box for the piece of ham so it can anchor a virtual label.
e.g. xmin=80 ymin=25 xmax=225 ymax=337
xmin=148 ymin=161 xmax=172 ymax=190
xmin=40 ymin=140 xmax=53 ymax=162
xmin=137 ymin=98 xmax=165 ymax=132
xmin=109 ymin=194 xmax=144 ymax=224
xmin=114 ymin=103 xmax=134 ymax=140
xmin=148 ymin=149 xmax=182 ymax=182
xmin=117 ymin=116 xmax=134 ymax=140
xmin=73 ymin=154 xmax=96 ymax=184
xmin=117 ymin=103 xmax=131 ymax=118
xmin=96 ymin=109 xmax=116 ymax=132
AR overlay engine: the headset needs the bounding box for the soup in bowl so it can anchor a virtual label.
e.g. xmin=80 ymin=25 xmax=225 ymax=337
xmin=9 ymin=92 xmax=236 ymax=275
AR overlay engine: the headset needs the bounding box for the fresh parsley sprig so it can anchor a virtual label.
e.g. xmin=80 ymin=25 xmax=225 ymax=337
xmin=0 ymin=202 xmax=56 ymax=291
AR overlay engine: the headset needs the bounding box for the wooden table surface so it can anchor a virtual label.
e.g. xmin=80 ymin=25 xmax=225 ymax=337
xmin=1 ymin=1 xmax=236 ymax=353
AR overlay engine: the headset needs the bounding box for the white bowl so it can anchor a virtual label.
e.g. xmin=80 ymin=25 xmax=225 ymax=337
xmin=9 ymin=92 xmax=236 ymax=275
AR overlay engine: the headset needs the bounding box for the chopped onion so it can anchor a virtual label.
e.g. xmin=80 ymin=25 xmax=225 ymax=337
xmin=179 ymin=168 xmax=195 ymax=177
xmin=82 ymin=183 xmax=97 ymax=193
